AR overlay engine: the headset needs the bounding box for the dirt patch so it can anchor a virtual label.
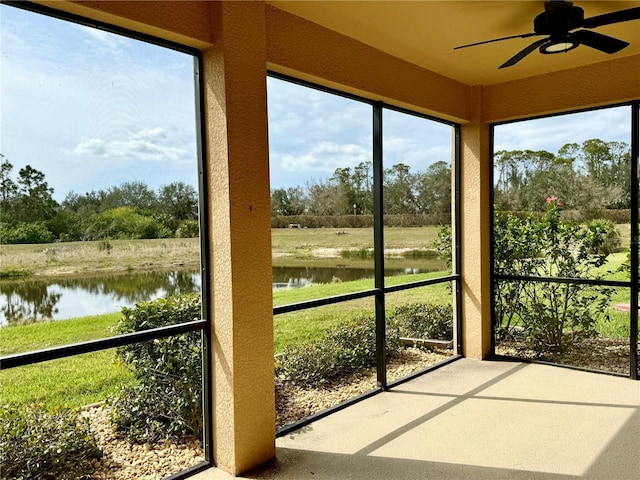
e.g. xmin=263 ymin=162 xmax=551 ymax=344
xmin=612 ymin=303 xmax=640 ymax=313
xmin=83 ymin=340 xmax=635 ymax=478
xmin=496 ymin=337 xmax=634 ymax=375
xmin=275 ymin=347 xmax=452 ymax=429
xmin=82 ymin=406 xmax=204 ymax=480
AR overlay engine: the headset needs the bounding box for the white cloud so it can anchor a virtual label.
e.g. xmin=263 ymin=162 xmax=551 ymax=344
xmin=494 ymin=106 xmax=631 ymax=153
xmin=77 ymin=24 xmax=130 ymax=54
xmin=72 ymin=128 xmax=188 ymax=163
xmin=73 ymin=138 xmax=107 ymax=156
xmin=278 ymin=142 xmax=369 ymax=173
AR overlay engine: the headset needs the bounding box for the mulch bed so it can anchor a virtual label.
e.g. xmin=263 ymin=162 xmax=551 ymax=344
xmin=85 ymin=340 xmax=636 ymax=478
xmin=495 ymin=336 xmax=635 ymax=375
xmin=275 ymin=347 xmax=453 ymax=429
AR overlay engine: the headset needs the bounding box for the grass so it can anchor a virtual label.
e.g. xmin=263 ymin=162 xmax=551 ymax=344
xmin=0 ymin=351 xmax=133 ymax=409
xmin=274 ymin=271 xmax=452 ymax=352
xmin=271 ymin=226 xmax=441 ymax=259
xmin=0 ymin=312 xmax=130 ymax=409
xmin=1 ymin=244 xmax=635 ymax=408
xmin=1 ymin=313 xmax=121 ymax=356
xmin=0 ymin=238 xmax=201 ymax=278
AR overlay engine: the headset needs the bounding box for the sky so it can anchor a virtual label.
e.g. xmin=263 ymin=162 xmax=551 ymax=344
xmin=0 ymin=4 xmax=634 ymax=203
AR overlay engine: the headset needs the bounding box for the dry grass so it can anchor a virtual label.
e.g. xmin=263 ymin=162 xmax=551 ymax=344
xmin=0 ymin=238 xmax=200 ymax=277
xmin=1 ymin=227 xmax=443 ymax=278
xmin=271 ymin=226 xmax=441 ymax=259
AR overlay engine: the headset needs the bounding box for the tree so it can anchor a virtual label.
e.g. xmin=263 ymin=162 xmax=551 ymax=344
xmin=157 ymin=182 xmax=198 ymax=231
xmin=0 ymin=155 xmax=18 ymax=214
xmin=102 ymin=181 xmax=157 ymax=212
xmin=270 ymin=186 xmax=306 ymax=216
xmin=306 ymin=179 xmax=347 ymax=216
xmin=352 ymin=162 xmax=373 ymax=214
xmin=416 ymin=161 xmax=451 ymax=215
xmin=384 ymin=163 xmax=416 ymax=214
xmin=580 ymin=139 xmax=630 ymax=208
xmin=14 ymin=165 xmax=58 ymax=223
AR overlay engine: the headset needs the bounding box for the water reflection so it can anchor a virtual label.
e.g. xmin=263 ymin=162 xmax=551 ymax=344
xmin=0 ymin=264 xmax=438 ymax=325
xmin=272 ymin=265 xmax=421 ymax=289
xmin=0 ymin=270 xmax=201 ymax=326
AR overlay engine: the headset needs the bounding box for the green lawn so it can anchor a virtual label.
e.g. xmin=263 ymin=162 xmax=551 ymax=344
xmin=0 ymin=313 xmax=131 ymax=409
xmin=274 ymin=271 xmax=452 ymax=352
xmin=1 ymin=313 xmax=120 ymax=356
xmin=1 ymin=251 xmax=635 ymax=408
xmin=0 ymin=350 xmax=133 ymax=409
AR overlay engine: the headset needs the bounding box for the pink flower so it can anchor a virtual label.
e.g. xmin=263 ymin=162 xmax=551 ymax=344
xmin=546 ymin=195 xmax=563 ymax=208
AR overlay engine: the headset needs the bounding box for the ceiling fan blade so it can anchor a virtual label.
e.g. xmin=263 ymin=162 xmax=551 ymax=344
xmin=571 ymin=30 xmax=629 ymax=54
xmin=499 ymin=38 xmax=550 ymax=69
xmin=454 ymin=32 xmax=538 ymax=50
xmin=582 ymin=6 xmax=640 ymax=28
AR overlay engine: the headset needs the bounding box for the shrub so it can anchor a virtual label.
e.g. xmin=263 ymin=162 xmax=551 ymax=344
xmin=176 ymin=219 xmax=200 ymax=238
xmin=109 ymin=294 xmax=203 ymax=443
xmin=276 ymin=315 xmax=402 ymax=387
xmin=494 ymin=199 xmax=614 ymax=353
xmin=0 ymin=403 xmax=102 ymax=480
xmin=389 ymin=303 xmax=453 ymax=340
xmin=86 ymin=206 xmax=165 ymax=240
xmin=432 ymin=225 xmax=452 ymax=269
xmin=0 ymin=221 xmax=54 ymax=244
xmin=583 ymin=218 xmax=621 ymax=255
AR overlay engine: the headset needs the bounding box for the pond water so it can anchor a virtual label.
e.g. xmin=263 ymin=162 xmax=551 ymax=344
xmin=0 ymin=263 xmax=442 ymax=326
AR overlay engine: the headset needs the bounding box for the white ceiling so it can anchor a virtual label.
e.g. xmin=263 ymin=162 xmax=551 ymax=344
xmin=269 ymin=1 xmax=640 ymax=86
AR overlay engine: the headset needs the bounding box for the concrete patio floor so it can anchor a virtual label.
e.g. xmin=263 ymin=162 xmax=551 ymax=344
xmin=197 ymin=359 xmax=640 ymax=479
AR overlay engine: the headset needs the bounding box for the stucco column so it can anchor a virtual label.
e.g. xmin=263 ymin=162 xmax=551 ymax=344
xmin=460 ymin=86 xmax=492 ymax=359
xmin=202 ymin=1 xmax=275 ymax=474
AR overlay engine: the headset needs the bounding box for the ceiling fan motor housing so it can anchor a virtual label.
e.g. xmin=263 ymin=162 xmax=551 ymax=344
xmin=534 ymin=4 xmax=584 ymax=38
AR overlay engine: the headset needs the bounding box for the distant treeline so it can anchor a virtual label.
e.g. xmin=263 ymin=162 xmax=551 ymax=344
xmin=271 ymin=210 xmax=630 ymax=229
xmin=1 ymin=138 xmax=632 ymax=243
xmin=271 ymin=213 xmax=450 ymax=229
xmin=0 ymin=155 xmax=199 ymax=244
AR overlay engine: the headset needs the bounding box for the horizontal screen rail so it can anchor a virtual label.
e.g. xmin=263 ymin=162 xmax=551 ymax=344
xmin=273 ymin=274 xmax=460 ymax=316
xmin=494 ymin=274 xmax=631 ymax=288
xmin=0 ymin=319 xmax=207 ymax=370
xmin=384 ymin=274 xmax=459 ymax=293
xmin=274 ymin=289 xmax=378 ymax=315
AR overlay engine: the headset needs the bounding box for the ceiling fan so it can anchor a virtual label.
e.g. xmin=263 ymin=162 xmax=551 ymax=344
xmin=454 ymin=1 xmax=640 ymax=68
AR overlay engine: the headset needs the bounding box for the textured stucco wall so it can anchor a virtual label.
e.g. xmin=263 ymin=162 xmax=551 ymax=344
xmin=39 ymin=0 xmax=213 ymax=49
xmin=21 ymin=0 xmax=640 ymax=474
xmin=483 ymin=54 xmax=640 ymax=123
xmin=460 ymin=87 xmax=493 ymax=360
xmin=264 ymin=4 xmax=473 ymax=123
xmin=202 ymin=1 xmax=275 ymax=474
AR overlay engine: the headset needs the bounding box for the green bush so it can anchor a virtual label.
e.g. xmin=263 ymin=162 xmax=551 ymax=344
xmin=276 ymin=315 xmax=402 ymax=387
xmin=86 ymin=206 xmax=165 ymax=240
xmin=175 ymin=219 xmax=200 ymax=238
xmin=389 ymin=303 xmax=453 ymax=340
xmin=0 ymin=221 xmax=54 ymax=244
xmin=494 ymin=199 xmax=613 ymax=353
xmin=433 ymin=225 xmax=452 ymax=269
xmin=0 ymin=403 xmax=102 ymax=480
xmin=109 ymin=294 xmax=203 ymax=443
xmin=583 ymin=218 xmax=621 ymax=255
